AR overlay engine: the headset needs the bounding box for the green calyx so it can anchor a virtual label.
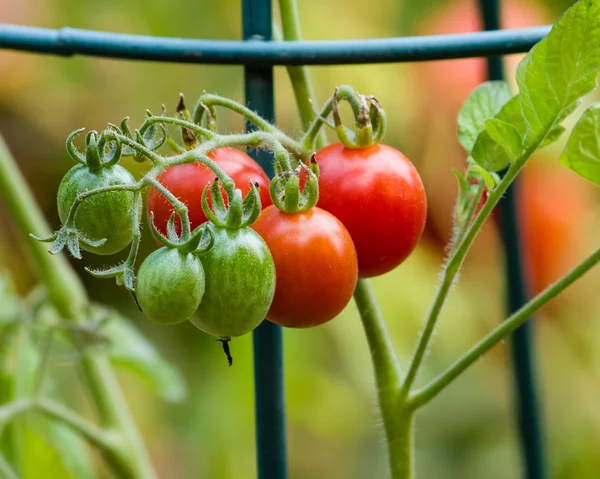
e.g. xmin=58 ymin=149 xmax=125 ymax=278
xmin=330 ymin=85 xmax=387 ymax=149
xmin=270 ymin=154 xmax=319 ymax=214
xmin=201 ymin=179 xmax=262 ymax=229
xmin=149 ymin=211 xmax=214 ymax=255
xmin=66 ymin=128 xmax=124 ymax=172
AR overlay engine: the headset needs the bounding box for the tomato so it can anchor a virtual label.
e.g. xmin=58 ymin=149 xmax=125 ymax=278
xmin=314 ymin=143 xmax=427 ymax=278
xmin=146 ymin=147 xmax=271 ymax=238
xmin=57 ymin=164 xmax=136 ymax=255
xmin=190 ymin=225 xmax=275 ymax=338
xmin=253 ymin=205 xmax=358 ymax=327
xmin=136 ymin=247 xmax=205 ymax=324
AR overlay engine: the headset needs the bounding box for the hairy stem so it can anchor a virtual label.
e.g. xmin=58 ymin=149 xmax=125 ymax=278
xmin=276 ymin=1 xmax=409 ymax=476
xmin=0 ymin=135 xmax=157 ymax=479
xmin=0 ymin=398 xmax=113 ymax=451
xmin=194 ymin=94 xmax=309 ymax=158
xmin=399 ymin=161 xmax=523 ymax=397
xmin=0 ymin=453 xmax=18 ymax=479
xmin=354 ymin=279 xmax=402 ymax=395
xmin=410 ymin=240 xmax=600 ymax=407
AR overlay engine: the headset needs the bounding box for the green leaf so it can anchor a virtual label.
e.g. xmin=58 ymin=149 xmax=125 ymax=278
xmin=517 ymin=0 xmax=600 ymax=147
xmin=29 ymin=419 xmax=96 ymax=479
xmin=100 ymin=306 xmax=187 ymax=403
xmin=484 ymin=118 xmax=523 ymax=161
xmin=452 ymin=169 xmax=469 ymax=202
xmin=0 ymin=272 xmax=20 ymax=325
xmin=470 ymin=95 xmax=527 ymax=171
xmin=559 ymin=103 xmax=600 ymax=185
xmin=470 ymin=165 xmax=497 ymax=190
xmin=539 ymin=125 xmax=566 ymax=149
xmin=21 ymin=426 xmax=74 ymax=479
xmin=458 ymin=81 xmax=512 ymax=153
xmin=471 ymin=130 xmax=513 ymax=172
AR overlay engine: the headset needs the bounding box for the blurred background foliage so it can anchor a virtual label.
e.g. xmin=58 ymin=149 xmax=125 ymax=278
xmin=1 ymin=0 xmax=600 ymax=478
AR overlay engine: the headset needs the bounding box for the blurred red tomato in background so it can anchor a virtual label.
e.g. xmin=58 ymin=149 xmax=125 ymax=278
xmin=518 ymin=159 xmax=597 ymax=296
xmin=411 ymin=0 xmax=597 ymax=300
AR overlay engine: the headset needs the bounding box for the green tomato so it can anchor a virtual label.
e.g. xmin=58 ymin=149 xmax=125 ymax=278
xmin=57 ymin=164 xmax=136 ymax=255
xmin=190 ymin=225 xmax=275 ymax=338
xmin=137 ymin=247 xmax=205 ymax=325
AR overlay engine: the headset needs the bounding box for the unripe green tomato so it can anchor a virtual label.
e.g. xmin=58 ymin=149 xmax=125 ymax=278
xmin=137 ymin=247 xmax=205 ymax=325
xmin=57 ymin=164 xmax=136 ymax=255
xmin=190 ymin=226 xmax=275 ymax=338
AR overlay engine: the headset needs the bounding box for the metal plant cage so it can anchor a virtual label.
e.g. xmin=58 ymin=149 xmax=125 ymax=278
xmin=0 ymin=0 xmax=551 ymax=478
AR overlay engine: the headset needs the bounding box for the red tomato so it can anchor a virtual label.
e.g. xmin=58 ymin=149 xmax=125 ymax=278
xmin=146 ymin=147 xmax=271 ymax=237
xmin=315 ymin=143 xmax=427 ymax=278
xmin=252 ymin=206 xmax=358 ymax=328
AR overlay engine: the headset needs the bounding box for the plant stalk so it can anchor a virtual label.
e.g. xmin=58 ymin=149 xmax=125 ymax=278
xmin=410 ymin=239 xmax=600 ymax=407
xmin=399 ymin=159 xmax=524 ymax=397
xmin=278 ymin=0 xmax=327 ymax=149
xmin=0 ymin=134 xmax=157 ymax=479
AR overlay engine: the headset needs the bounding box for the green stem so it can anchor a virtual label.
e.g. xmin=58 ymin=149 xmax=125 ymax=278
xmin=0 ymin=137 xmax=87 ymax=315
xmin=0 ymin=135 xmax=157 ymax=479
xmin=193 ymin=94 xmax=309 ymax=158
xmin=354 ymin=279 xmax=402 ymax=395
xmin=410 ymin=240 xmax=600 ymax=407
xmin=301 ymin=96 xmax=334 ymax=150
xmin=385 ymin=411 xmax=415 ymax=479
xmin=0 ymin=398 xmax=114 ymax=451
xmin=354 ymin=279 xmax=411 ymax=478
xmin=0 ymin=452 xmax=18 ymax=479
xmin=276 ymin=1 xmax=408 ymax=475
xmin=146 ymin=178 xmax=192 ymax=240
xmin=453 ymin=181 xmax=485 ymax=248
xmin=399 ymin=160 xmax=523 ymax=397
xmin=278 ymin=0 xmax=327 ymax=149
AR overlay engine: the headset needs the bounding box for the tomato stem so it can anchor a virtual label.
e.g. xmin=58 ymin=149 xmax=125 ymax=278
xmin=452 ymin=180 xmax=485 ymax=248
xmin=410 ymin=239 xmax=600 ymax=407
xmin=278 ymin=0 xmax=327 ymax=149
xmin=192 ymin=93 xmax=309 ymax=159
xmin=353 ymin=279 xmax=402 ymax=395
xmin=0 ymin=135 xmax=158 ymax=479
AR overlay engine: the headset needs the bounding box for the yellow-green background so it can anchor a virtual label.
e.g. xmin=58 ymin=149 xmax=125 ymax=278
xmin=2 ymin=0 xmax=600 ymax=478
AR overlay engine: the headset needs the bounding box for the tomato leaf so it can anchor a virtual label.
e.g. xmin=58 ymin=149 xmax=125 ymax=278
xmin=484 ymin=118 xmax=522 ymax=161
xmin=470 ymin=95 xmax=525 ymax=171
xmin=559 ymin=103 xmax=600 ymax=185
xmin=99 ymin=306 xmax=187 ymax=403
xmin=470 ymin=165 xmax=497 ymax=190
xmin=539 ymin=125 xmax=566 ymax=149
xmin=452 ymin=169 xmax=469 ymax=203
xmin=471 ymin=130 xmax=513 ymax=172
xmin=458 ymin=81 xmax=512 ymax=153
xmin=26 ymin=419 xmax=96 ymax=479
xmin=517 ymin=0 xmax=600 ymax=148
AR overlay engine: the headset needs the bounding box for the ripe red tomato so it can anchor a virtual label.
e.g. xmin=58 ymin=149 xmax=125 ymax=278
xmin=252 ymin=205 xmax=358 ymax=328
xmin=315 ymin=143 xmax=427 ymax=278
xmin=146 ymin=147 xmax=271 ymax=237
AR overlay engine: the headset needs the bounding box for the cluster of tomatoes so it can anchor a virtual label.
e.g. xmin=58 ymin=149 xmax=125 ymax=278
xmin=145 ymin=143 xmax=426 ymax=331
xmin=50 ymin=95 xmax=427 ymax=359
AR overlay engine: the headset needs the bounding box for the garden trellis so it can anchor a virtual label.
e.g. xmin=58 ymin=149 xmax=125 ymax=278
xmin=0 ymin=0 xmax=550 ymax=478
